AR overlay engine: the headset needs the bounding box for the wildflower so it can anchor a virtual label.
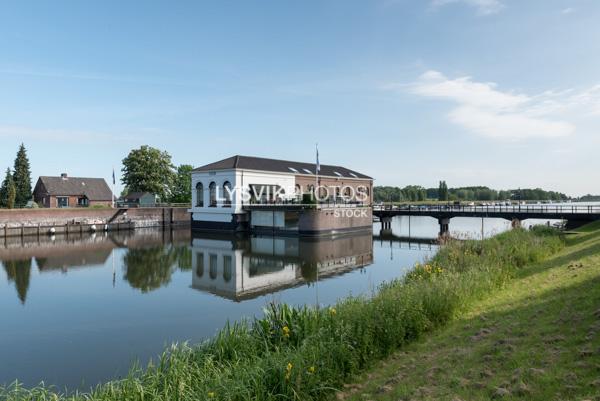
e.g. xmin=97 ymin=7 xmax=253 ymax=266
xmin=329 ymin=307 xmax=337 ymax=315
xmin=285 ymin=362 xmax=293 ymax=381
xmin=208 ymin=391 xmax=215 ymax=398
xmin=282 ymin=325 xmax=290 ymax=338
xmin=308 ymin=366 xmax=316 ymax=374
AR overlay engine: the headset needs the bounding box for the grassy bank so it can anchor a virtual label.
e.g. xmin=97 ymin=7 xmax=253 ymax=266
xmin=1 ymin=227 xmax=564 ymax=401
xmin=340 ymin=221 xmax=600 ymax=401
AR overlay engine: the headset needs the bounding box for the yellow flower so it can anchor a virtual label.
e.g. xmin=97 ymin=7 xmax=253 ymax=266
xmin=282 ymin=326 xmax=290 ymax=337
xmin=285 ymin=362 xmax=293 ymax=381
xmin=308 ymin=366 xmax=316 ymax=374
xmin=329 ymin=307 xmax=337 ymax=315
xmin=207 ymin=391 xmax=215 ymax=398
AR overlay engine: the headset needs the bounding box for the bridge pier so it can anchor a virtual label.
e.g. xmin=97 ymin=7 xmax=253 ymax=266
xmin=438 ymin=217 xmax=450 ymax=237
xmin=511 ymin=218 xmax=521 ymax=229
xmin=380 ymin=217 xmax=392 ymax=231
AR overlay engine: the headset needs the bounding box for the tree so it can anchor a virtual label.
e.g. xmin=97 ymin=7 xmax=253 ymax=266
xmin=121 ymin=146 xmax=175 ymax=201
xmin=0 ymin=168 xmax=16 ymax=208
xmin=170 ymin=164 xmax=194 ymax=203
xmin=13 ymin=143 xmax=32 ymax=207
xmin=438 ymin=181 xmax=449 ymax=201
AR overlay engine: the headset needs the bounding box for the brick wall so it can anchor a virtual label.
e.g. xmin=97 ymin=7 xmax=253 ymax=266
xmin=0 ymin=207 xmax=191 ymax=236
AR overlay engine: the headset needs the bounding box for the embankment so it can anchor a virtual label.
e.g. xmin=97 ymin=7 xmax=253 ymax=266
xmin=1 ymin=226 xmax=564 ymax=400
xmin=0 ymin=207 xmax=190 ymax=237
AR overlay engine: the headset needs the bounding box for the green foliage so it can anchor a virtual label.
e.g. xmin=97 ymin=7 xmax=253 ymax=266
xmin=375 ymin=184 xmax=570 ymax=203
xmin=170 ymin=164 xmax=194 ymax=203
xmin=121 ymin=145 xmax=176 ymax=201
xmin=0 ymin=168 xmax=14 ymax=208
xmin=438 ymin=180 xmax=448 ymax=201
xmin=12 ymin=144 xmax=32 ymax=207
xmin=0 ymin=228 xmax=564 ymax=401
xmin=373 ymin=185 xmax=427 ymax=202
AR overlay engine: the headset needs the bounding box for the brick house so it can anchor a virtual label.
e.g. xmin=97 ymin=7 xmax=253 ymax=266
xmin=33 ymin=174 xmax=113 ymax=208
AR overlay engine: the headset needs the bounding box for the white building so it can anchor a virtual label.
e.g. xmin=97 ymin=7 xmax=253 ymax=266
xmin=190 ymin=155 xmax=373 ymax=235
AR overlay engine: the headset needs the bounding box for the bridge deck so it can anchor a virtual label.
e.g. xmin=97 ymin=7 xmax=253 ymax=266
xmin=373 ymin=204 xmax=600 ymax=222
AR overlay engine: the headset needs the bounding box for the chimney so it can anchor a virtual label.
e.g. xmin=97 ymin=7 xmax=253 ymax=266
xmin=61 ymin=173 xmax=68 ymax=179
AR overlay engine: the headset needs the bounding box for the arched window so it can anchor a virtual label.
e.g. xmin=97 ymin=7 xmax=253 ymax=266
xmin=308 ymin=184 xmax=314 ymax=194
xmin=195 ymin=182 xmax=204 ymax=207
xmin=209 ymin=182 xmax=217 ymax=207
xmin=222 ymin=181 xmax=232 ymax=207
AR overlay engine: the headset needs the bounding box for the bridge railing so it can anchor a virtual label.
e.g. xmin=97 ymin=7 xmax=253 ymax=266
xmin=373 ymin=204 xmax=600 ymax=215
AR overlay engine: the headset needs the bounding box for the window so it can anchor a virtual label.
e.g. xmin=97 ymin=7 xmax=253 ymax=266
xmin=209 ymin=182 xmax=217 ymax=207
xmin=288 ymin=167 xmax=299 ymax=173
xmin=349 ymin=173 xmax=358 ymax=178
xmin=222 ymin=181 xmax=232 ymax=207
xmin=195 ymin=182 xmax=204 ymax=207
xmin=77 ymin=197 xmax=88 ymax=207
xmin=195 ymin=252 xmax=204 ymax=277
xmin=209 ymin=254 xmax=218 ymax=279
xmin=334 ymin=171 xmax=343 ymax=177
xmin=223 ymin=255 xmax=232 ymax=282
xmin=57 ymin=197 xmax=69 ymax=208
xmin=302 ymin=168 xmax=312 ymax=174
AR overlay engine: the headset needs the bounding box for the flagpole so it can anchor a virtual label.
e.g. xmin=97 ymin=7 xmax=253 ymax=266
xmin=111 ymin=167 xmax=116 ymax=208
xmin=315 ymin=143 xmax=319 ymax=203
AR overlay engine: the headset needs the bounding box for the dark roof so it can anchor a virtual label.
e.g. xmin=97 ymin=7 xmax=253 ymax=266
xmin=37 ymin=176 xmax=112 ymax=201
xmin=193 ymin=155 xmax=372 ymax=179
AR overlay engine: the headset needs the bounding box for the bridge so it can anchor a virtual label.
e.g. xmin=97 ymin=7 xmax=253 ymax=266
xmin=373 ymin=204 xmax=600 ymax=236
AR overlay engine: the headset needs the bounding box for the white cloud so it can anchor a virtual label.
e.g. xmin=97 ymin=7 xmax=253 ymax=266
xmin=431 ymin=0 xmax=504 ymax=15
xmin=398 ymin=70 xmax=600 ymax=140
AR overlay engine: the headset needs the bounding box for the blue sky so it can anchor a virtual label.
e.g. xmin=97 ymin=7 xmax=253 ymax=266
xmin=0 ymin=0 xmax=599 ymax=196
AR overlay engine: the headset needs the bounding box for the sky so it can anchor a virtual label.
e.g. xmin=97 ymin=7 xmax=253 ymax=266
xmin=0 ymin=0 xmax=599 ymax=196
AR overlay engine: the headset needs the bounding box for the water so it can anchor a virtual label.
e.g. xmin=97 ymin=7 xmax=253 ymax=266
xmin=1 ymin=206 xmax=592 ymax=390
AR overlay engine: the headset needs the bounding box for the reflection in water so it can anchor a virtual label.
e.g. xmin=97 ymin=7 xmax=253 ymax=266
xmin=3 ymin=259 xmax=32 ymax=304
xmin=0 ymin=229 xmax=193 ymax=303
xmin=191 ymin=233 xmax=374 ymax=301
xmin=122 ymin=245 xmax=192 ymax=292
xmin=1 ymin=226 xmax=437 ymax=390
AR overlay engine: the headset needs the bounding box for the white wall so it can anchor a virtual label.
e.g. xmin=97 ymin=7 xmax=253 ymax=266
xmin=190 ymin=169 xmax=297 ymax=222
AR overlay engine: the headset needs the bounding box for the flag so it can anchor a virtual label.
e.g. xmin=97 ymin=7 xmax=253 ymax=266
xmin=112 ymin=168 xmax=116 ymax=185
xmin=316 ymin=144 xmax=320 ymax=174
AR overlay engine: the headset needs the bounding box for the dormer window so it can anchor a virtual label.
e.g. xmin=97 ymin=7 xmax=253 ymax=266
xmin=349 ymin=173 xmax=358 ymax=178
xmin=302 ymin=168 xmax=312 ymax=174
xmin=334 ymin=171 xmax=343 ymax=177
xmin=288 ymin=167 xmax=299 ymax=173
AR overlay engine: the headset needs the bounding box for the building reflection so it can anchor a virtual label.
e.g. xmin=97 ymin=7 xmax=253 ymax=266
xmin=1 ymin=229 xmax=193 ymax=302
xmin=191 ymin=233 xmax=374 ymax=301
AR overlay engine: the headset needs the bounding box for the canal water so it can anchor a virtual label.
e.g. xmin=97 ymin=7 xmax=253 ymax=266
xmin=0 ymin=214 xmax=565 ymax=390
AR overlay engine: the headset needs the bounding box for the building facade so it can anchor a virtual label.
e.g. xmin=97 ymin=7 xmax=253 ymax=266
xmin=33 ymin=174 xmax=113 ymax=208
xmin=190 ymin=155 xmax=373 ymax=235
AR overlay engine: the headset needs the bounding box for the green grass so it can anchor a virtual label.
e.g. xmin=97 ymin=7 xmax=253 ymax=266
xmin=0 ymin=227 xmax=565 ymax=401
xmin=340 ymin=223 xmax=600 ymax=401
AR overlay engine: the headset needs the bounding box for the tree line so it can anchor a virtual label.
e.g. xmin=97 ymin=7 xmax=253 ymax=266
xmin=374 ymin=184 xmax=570 ymax=203
xmin=0 ymin=144 xmax=32 ymax=209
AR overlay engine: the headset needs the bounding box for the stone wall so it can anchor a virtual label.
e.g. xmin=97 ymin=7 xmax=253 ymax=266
xmin=0 ymin=207 xmax=191 ymax=237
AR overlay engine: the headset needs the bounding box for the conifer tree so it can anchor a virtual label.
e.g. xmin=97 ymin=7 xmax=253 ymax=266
xmin=13 ymin=143 xmax=32 ymax=207
xmin=0 ymin=168 xmax=14 ymax=208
